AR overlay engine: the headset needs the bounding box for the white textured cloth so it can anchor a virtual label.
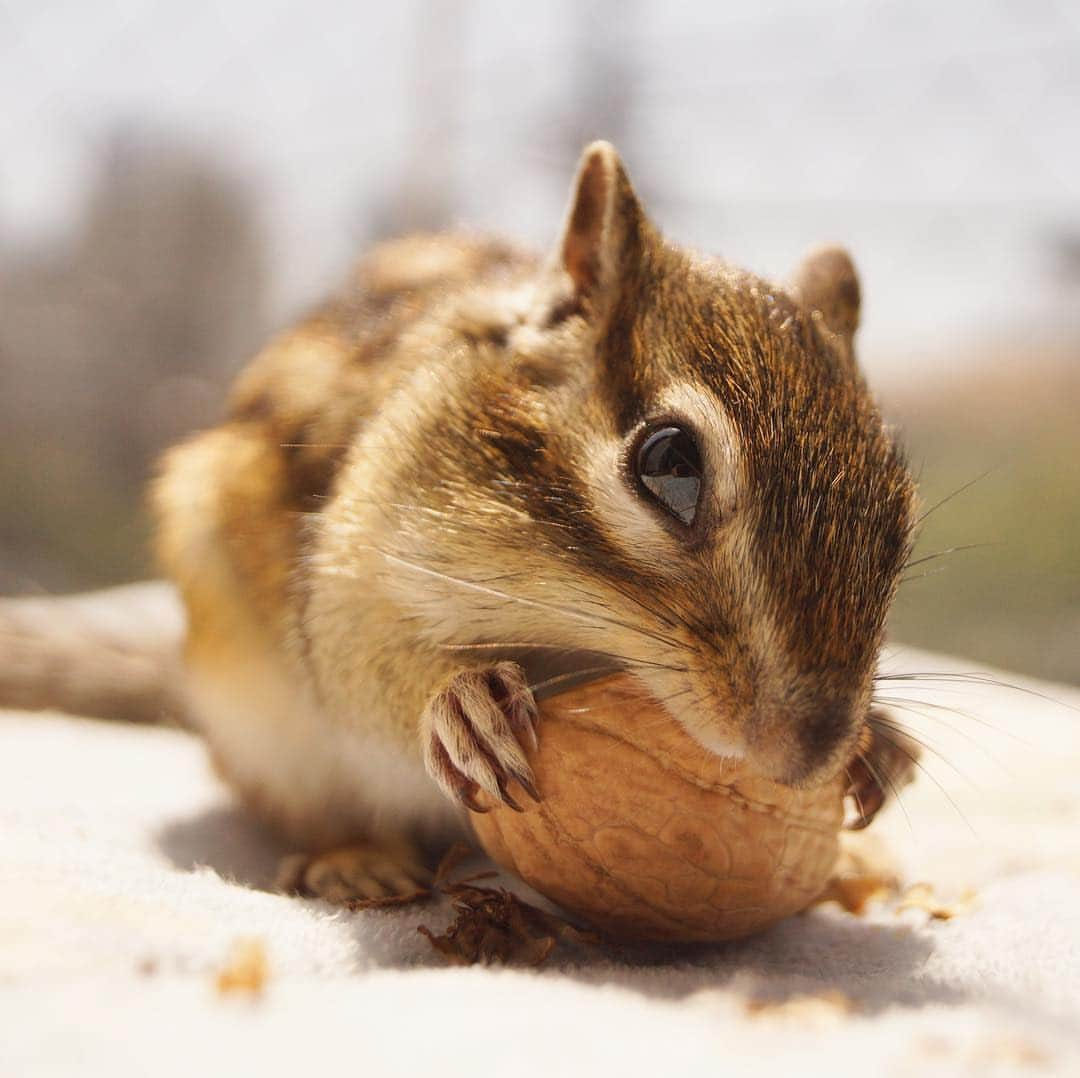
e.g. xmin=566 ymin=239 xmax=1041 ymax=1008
xmin=2 ymin=646 xmax=1078 ymax=1077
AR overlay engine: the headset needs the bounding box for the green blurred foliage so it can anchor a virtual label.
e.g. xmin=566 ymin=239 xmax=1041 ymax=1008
xmin=0 ymin=135 xmax=262 ymax=595
xmin=0 ymin=443 xmax=152 ymax=594
xmin=884 ymin=357 xmax=1080 ymax=685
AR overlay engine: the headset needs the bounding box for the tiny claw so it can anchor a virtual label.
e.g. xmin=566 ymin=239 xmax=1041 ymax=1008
xmin=462 ymin=788 xmax=490 ymax=814
xmin=423 ymin=663 xmax=542 ymax=817
xmin=496 ymin=777 xmax=524 ymax=813
xmin=519 ymin=713 xmax=540 ymax=753
xmin=844 ymin=755 xmax=886 ymax=830
xmin=514 ymin=772 xmax=541 ymax=804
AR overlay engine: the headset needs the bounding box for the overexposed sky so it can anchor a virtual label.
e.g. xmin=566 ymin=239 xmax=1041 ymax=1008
xmin=2 ymin=0 xmax=1078 ymax=379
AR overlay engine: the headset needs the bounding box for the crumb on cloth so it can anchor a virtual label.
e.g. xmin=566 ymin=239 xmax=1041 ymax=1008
xmin=814 ymin=872 xmax=898 ymax=915
xmin=896 ymin=882 xmax=978 ymax=921
xmin=215 ymin=937 xmax=269 ymax=997
xmin=745 ymin=990 xmax=855 ymax=1027
xmin=918 ymin=1032 xmax=1051 ymax=1070
xmin=812 ymin=831 xmax=901 ymax=915
xmin=812 ymin=834 xmax=977 ymax=922
xmin=971 ymin=1034 xmax=1051 ymax=1069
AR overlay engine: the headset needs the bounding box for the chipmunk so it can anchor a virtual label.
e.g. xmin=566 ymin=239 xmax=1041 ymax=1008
xmin=4 ymin=143 xmax=918 ymax=904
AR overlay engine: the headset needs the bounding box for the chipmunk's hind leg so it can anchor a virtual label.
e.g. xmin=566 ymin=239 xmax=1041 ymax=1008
xmin=275 ymin=836 xmax=434 ymax=906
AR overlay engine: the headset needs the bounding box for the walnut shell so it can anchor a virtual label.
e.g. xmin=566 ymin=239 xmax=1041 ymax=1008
xmin=470 ymin=674 xmax=845 ymax=942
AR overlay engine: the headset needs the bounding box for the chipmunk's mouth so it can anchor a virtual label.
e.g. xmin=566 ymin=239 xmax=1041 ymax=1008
xmin=507 ymin=646 xmax=880 ymax=827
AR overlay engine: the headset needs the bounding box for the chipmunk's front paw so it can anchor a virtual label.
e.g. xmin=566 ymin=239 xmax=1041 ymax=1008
xmin=422 ymin=661 xmax=540 ymax=813
xmin=845 ymin=709 xmax=921 ymax=830
xmin=276 ymin=840 xmax=432 ymax=907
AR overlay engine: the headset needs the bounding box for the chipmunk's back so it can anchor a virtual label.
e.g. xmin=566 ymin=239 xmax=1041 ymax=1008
xmin=150 ymin=232 xmax=531 ymax=843
xmin=228 ymin=234 xmax=534 ymax=514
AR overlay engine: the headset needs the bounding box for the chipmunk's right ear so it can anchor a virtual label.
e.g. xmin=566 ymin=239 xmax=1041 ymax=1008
xmin=545 ymin=141 xmax=649 ymax=321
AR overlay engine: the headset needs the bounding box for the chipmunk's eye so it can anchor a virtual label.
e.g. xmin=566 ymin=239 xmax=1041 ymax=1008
xmin=634 ymin=425 xmax=702 ymax=526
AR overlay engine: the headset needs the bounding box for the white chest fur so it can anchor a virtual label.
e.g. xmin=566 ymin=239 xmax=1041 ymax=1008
xmin=189 ymin=671 xmax=465 ymax=850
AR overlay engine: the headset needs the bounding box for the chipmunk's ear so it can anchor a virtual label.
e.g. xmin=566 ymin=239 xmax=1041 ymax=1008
xmin=546 ymin=141 xmax=649 ymax=320
xmin=791 ymin=246 xmax=861 ymax=365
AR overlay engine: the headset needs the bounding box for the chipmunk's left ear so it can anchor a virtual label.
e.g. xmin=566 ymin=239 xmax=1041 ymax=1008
xmin=791 ymin=246 xmax=861 ymax=365
xmin=546 ymin=141 xmax=650 ymax=321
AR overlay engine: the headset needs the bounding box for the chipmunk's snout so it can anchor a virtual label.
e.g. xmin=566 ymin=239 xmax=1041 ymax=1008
xmin=746 ymin=695 xmax=863 ymax=788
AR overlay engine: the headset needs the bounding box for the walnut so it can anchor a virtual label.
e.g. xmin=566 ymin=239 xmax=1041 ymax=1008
xmin=470 ymin=674 xmax=845 ymax=942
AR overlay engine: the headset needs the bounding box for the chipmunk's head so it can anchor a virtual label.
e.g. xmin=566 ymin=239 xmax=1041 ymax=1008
xmin=367 ymin=143 xmax=916 ymax=787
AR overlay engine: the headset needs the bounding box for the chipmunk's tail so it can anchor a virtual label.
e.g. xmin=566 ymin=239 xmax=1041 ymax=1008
xmin=0 ymin=582 xmax=191 ymax=726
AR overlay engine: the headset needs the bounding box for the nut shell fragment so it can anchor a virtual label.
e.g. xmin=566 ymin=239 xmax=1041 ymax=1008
xmin=470 ymin=675 xmax=845 ymax=942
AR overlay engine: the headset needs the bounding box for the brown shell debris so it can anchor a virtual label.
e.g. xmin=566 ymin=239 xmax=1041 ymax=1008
xmin=417 ymin=843 xmax=603 ymax=967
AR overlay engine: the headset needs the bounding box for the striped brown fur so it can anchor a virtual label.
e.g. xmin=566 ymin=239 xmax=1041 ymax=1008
xmin=149 ymin=142 xmax=915 ymax=864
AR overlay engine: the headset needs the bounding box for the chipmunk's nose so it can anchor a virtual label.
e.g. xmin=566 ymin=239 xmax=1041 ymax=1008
xmin=792 ymin=699 xmax=859 ymax=783
xmin=748 ymin=695 xmax=860 ymax=787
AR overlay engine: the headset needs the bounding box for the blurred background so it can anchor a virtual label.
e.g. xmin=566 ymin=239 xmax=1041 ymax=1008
xmin=2 ymin=0 xmax=1077 ymax=683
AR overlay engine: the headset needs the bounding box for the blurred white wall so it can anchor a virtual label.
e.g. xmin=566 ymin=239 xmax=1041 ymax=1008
xmin=3 ymin=0 xmax=1079 ymax=382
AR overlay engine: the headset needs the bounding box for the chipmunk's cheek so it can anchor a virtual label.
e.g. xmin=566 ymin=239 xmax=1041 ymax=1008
xmin=661 ymin=679 xmax=753 ymax=761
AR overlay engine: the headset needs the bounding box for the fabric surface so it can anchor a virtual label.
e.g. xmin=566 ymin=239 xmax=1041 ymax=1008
xmin=2 ymin=644 xmax=1078 ymax=1076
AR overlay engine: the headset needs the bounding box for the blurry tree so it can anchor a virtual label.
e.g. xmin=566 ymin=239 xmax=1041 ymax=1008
xmin=1049 ymin=229 xmax=1080 ymax=340
xmin=367 ymin=0 xmax=463 ymax=238
xmin=562 ymin=1 xmax=640 ymax=169
xmin=0 ymin=131 xmax=266 ymax=592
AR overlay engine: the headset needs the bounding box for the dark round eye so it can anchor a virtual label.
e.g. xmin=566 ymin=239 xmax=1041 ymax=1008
xmin=634 ymin=425 xmax=702 ymax=526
